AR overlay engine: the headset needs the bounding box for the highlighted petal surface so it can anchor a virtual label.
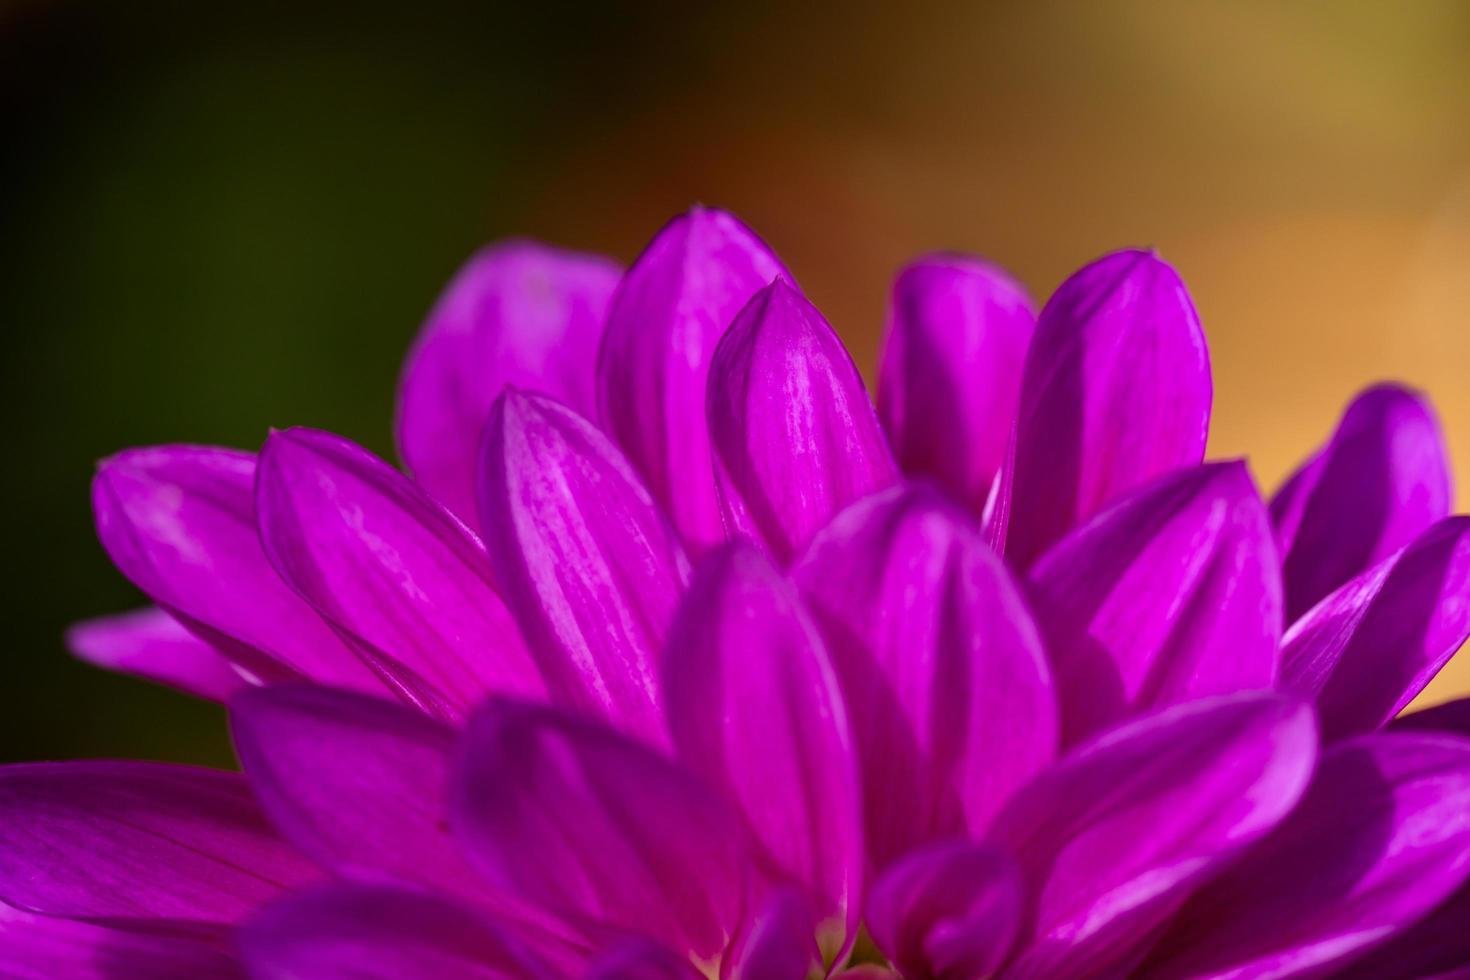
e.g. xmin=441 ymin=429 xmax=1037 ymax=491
xmin=1006 ymin=249 xmax=1211 ymax=567
xmin=598 ymin=207 xmax=790 ymax=552
xmin=1028 ymin=462 xmax=1282 ymax=745
xmin=708 ymin=280 xmax=898 ymax=563
xmin=396 ymin=241 xmax=621 ymax=529
xmin=65 ymin=606 xmax=245 ymax=701
xmin=878 ymin=254 xmax=1035 ymax=511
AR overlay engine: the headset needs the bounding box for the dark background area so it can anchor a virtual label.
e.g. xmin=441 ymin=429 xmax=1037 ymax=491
xmin=4 ymin=1 xmax=1469 ymax=766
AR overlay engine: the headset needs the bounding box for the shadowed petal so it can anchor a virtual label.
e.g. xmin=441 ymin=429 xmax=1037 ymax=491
xmin=708 ymin=280 xmax=899 ymax=563
xmin=396 ymin=241 xmax=622 ymax=529
xmin=91 ymin=446 xmax=379 ymax=692
xmin=726 ymin=889 xmax=821 ymax=980
xmin=257 ymin=428 xmax=543 ymax=720
xmin=1005 ymin=249 xmax=1211 ymax=568
xmin=1332 ymin=877 xmax=1470 ymax=980
xmin=866 ymin=841 xmax=1021 ymax=980
xmin=1028 ymin=462 xmax=1283 ymax=745
xmin=0 ymin=905 xmax=238 ymax=980
xmin=0 ymin=762 xmax=320 ymax=923
xmin=663 ymin=545 xmax=862 ymax=946
xmin=1272 ymin=384 xmax=1453 ymax=621
xmin=988 ymin=693 xmax=1318 ymax=978
xmin=878 ymin=255 xmax=1036 ymax=511
xmin=241 ymin=883 xmax=547 ymax=980
xmin=66 ymin=606 xmax=246 ymax=701
xmin=1282 ymin=517 xmax=1470 ymax=741
xmin=598 ymin=207 xmax=791 ymax=553
xmin=453 ymin=699 xmax=748 ymax=961
xmin=1142 ymin=732 xmax=1470 ymax=979
xmin=1394 ymin=694 xmax=1470 ymax=736
xmin=586 ymin=939 xmax=704 ymax=980
xmin=792 ymin=485 xmax=1056 ymax=869
xmin=477 ymin=390 xmax=691 ymax=744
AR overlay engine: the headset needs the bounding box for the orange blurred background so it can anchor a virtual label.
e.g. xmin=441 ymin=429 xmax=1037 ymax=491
xmin=3 ymin=1 xmax=1468 ymax=763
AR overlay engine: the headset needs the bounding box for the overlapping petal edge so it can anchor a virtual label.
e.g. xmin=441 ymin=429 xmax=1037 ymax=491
xmin=15 ymin=207 xmax=1470 ymax=979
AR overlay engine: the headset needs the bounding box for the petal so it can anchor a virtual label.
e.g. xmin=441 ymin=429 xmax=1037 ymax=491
xmin=707 ymin=280 xmax=899 ymax=563
xmin=0 ymin=762 xmax=320 ymax=924
xmin=1028 ymin=461 xmax=1283 ymax=746
xmin=91 ymin=446 xmax=378 ymax=692
xmin=1143 ymin=732 xmax=1470 ymax=979
xmin=865 ymin=841 xmax=1022 ymax=980
xmin=0 ymin=904 xmax=238 ymax=980
xmin=396 ymin=240 xmax=622 ymax=529
xmin=1331 ymin=879 xmax=1470 ymax=980
xmin=1004 ymin=249 xmax=1211 ymax=568
xmin=597 ymin=207 xmax=791 ymax=553
xmin=987 ymin=692 xmax=1318 ymax=978
xmin=586 ymin=939 xmax=705 ymax=980
xmin=229 ymin=685 xmax=478 ymax=903
xmin=663 ymin=545 xmax=862 ymax=944
xmin=877 ymin=254 xmax=1036 ymax=511
xmin=1272 ymin=384 xmax=1453 ymax=621
xmin=1394 ymin=694 xmax=1470 ymax=736
xmin=1282 ymin=516 xmax=1470 ymax=741
xmin=726 ymin=889 xmax=821 ymax=980
xmin=477 ymin=391 xmax=691 ymax=743
xmin=65 ymin=606 xmax=247 ymax=701
xmin=240 ymin=883 xmax=547 ymax=980
xmin=791 ymin=485 xmax=1057 ymax=869
xmin=453 ymin=699 xmax=749 ymax=961
xmin=256 ymin=427 xmax=543 ymax=720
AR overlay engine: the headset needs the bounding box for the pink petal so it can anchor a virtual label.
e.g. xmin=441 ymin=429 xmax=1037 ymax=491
xmin=663 ymin=545 xmax=862 ymax=945
xmin=65 ymin=606 xmax=247 ymax=702
xmin=453 ymin=699 xmax=748 ymax=961
xmin=865 ymin=841 xmax=1022 ymax=980
xmin=91 ymin=446 xmax=379 ymax=693
xmin=585 ymin=939 xmax=705 ymax=980
xmin=241 ymin=882 xmax=548 ymax=979
xmin=256 ymin=428 xmax=543 ymax=720
xmin=1143 ymin=732 xmax=1470 ymax=978
xmin=1282 ymin=516 xmax=1470 ymax=741
xmin=1028 ymin=461 xmax=1283 ymax=745
xmin=987 ymin=692 xmax=1318 ymax=977
xmin=597 ymin=207 xmax=791 ymax=554
xmin=707 ymin=279 xmax=899 ymax=563
xmin=1272 ymin=384 xmax=1453 ymax=621
xmin=1004 ymin=249 xmax=1211 ymax=568
xmin=791 ymin=485 xmax=1056 ymax=869
xmin=396 ymin=240 xmax=622 ymax=530
xmin=0 ymin=762 xmax=320 ymax=924
xmin=725 ymin=889 xmax=821 ymax=980
xmin=877 ymin=254 xmax=1036 ymax=512
xmin=477 ymin=390 xmax=691 ymax=744
xmin=0 ymin=904 xmax=238 ymax=980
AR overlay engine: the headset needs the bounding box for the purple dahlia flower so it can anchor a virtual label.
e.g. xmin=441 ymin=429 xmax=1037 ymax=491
xmin=11 ymin=206 xmax=1470 ymax=979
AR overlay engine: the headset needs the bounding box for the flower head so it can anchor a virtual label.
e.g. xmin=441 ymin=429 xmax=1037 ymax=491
xmin=16 ymin=208 xmax=1470 ymax=978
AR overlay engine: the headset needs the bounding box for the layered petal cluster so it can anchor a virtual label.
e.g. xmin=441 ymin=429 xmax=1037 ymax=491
xmin=14 ymin=208 xmax=1470 ymax=979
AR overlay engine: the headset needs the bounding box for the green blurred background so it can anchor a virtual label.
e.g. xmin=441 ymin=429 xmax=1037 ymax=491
xmin=5 ymin=1 xmax=1470 ymax=767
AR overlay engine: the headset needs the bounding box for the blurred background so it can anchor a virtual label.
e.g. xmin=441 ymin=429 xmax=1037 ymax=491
xmin=4 ymin=1 xmax=1469 ymax=767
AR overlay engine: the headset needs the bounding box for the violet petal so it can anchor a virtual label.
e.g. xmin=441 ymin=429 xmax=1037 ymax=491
xmin=453 ymin=699 xmax=748 ymax=961
xmin=65 ymin=606 xmax=246 ymax=702
xmin=726 ymin=889 xmax=821 ymax=980
xmin=0 ymin=762 xmax=320 ymax=923
xmin=663 ymin=544 xmax=862 ymax=944
xmin=877 ymin=254 xmax=1036 ymax=511
xmin=598 ymin=207 xmax=792 ymax=554
xmin=0 ymin=905 xmax=238 ymax=980
xmin=791 ymin=485 xmax=1056 ymax=869
xmin=396 ymin=240 xmax=622 ymax=529
xmin=707 ymin=280 xmax=899 ymax=563
xmin=1028 ymin=461 xmax=1283 ymax=745
xmin=477 ymin=390 xmax=691 ymax=744
xmin=1005 ymin=249 xmax=1211 ymax=568
xmin=91 ymin=446 xmax=378 ymax=692
xmin=256 ymin=427 xmax=543 ymax=720
xmin=1282 ymin=516 xmax=1470 ymax=741
xmin=1272 ymin=384 xmax=1453 ymax=621
xmin=987 ymin=692 xmax=1317 ymax=977
xmin=1142 ymin=732 xmax=1470 ymax=978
